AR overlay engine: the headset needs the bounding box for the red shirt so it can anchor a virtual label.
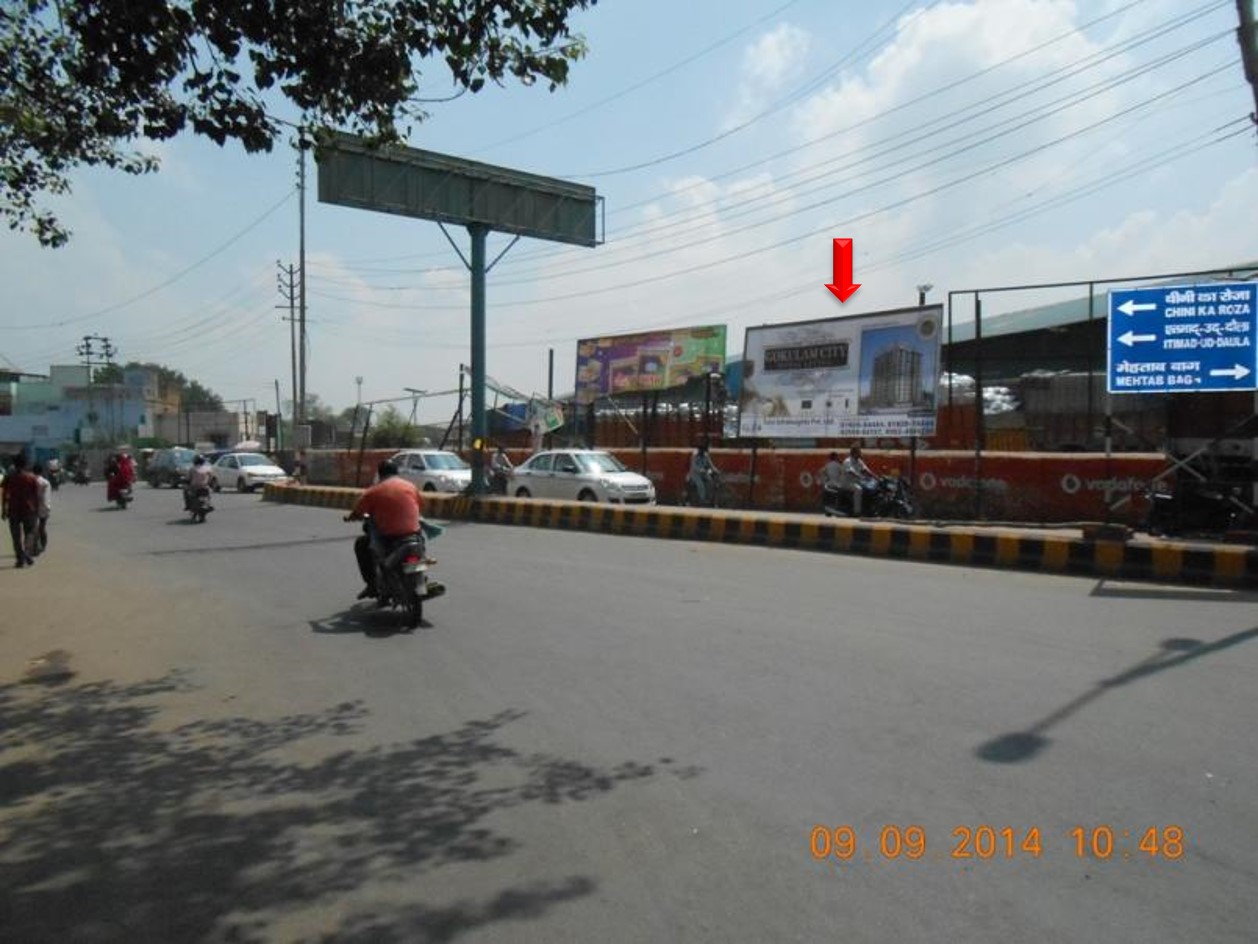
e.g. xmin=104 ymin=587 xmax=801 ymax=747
xmin=2 ymin=470 xmax=40 ymax=518
xmin=352 ymin=476 xmax=423 ymax=537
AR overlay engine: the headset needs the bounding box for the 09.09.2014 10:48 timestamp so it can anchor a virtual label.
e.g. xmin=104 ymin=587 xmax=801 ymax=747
xmin=808 ymin=825 xmax=1186 ymax=862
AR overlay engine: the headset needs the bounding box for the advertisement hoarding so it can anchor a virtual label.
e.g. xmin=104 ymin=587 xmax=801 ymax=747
xmin=575 ymin=325 xmax=726 ymax=404
xmin=738 ymin=306 xmax=942 ymax=439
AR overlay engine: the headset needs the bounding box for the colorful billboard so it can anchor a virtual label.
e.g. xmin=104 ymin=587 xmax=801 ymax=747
xmin=737 ymin=306 xmax=942 ymax=439
xmin=575 ymin=325 xmax=726 ymax=404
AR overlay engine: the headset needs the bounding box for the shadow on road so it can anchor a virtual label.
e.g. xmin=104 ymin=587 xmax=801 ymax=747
xmin=309 ymin=602 xmax=433 ymax=636
xmin=976 ymin=627 xmax=1258 ymax=763
xmin=0 ymin=671 xmax=671 ymax=941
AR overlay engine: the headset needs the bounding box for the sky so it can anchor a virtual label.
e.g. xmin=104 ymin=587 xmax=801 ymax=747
xmin=2 ymin=0 xmax=1256 ymax=429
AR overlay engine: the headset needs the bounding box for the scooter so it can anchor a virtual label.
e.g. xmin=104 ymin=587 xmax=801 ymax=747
xmin=113 ymin=485 xmax=134 ymax=510
xmin=184 ymin=486 xmax=213 ymax=523
xmin=346 ymin=515 xmax=446 ymax=630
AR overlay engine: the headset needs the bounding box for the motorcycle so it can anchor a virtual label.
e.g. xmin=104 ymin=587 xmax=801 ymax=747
xmin=73 ymin=465 xmax=91 ymax=485
xmin=47 ymin=461 xmax=62 ymax=491
xmin=112 ymin=485 xmax=134 ymax=510
xmin=346 ymin=515 xmax=446 ymax=630
xmin=822 ymin=475 xmax=914 ymax=520
xmin=489 ymin=467 xmax=511 ymax=495
xmin=1143 ymin=479 xmax=1250 ymax=537
xmin=184 ymin=485 xmax=214 ymax=523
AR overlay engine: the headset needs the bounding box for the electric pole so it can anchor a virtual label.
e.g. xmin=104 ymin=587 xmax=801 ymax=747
xmin=297 ymin=134 xmax=309 ymax=430
xmin=276 ymin=260 xmax=299 ymax=431
xmin=77 ymin=334 xmax=117 ymax=444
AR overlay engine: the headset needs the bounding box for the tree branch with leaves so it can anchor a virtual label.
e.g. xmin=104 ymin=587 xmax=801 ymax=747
xmin=1 ymin=0 xmax=595 ymax=246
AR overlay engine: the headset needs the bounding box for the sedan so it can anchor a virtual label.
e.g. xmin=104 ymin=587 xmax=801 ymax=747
xmin=510 ymin=449 xmax=656 ymax=504
xmin=212 ymin=452 xmax=290 ymax=492
xmin=391 ymin=450 xmax=473 ymax=493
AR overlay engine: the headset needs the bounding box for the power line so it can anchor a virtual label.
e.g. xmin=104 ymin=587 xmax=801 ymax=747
xmin=0 ymin=189 xmax=295 ymax=331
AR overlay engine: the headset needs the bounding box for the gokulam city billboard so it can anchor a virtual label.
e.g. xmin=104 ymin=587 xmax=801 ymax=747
xmin=575 ymin=325 xmax=726 ymax=404
xmin=737 ymin=306 xmax=942 ymax=439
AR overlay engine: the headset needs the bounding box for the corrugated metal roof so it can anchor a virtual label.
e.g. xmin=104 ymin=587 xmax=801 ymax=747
xmin=946 ymin=263 xmax=1258 ymax=343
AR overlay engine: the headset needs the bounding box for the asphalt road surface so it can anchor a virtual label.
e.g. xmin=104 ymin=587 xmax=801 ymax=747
xmin=2 ymin=482 xmax=1256 ymax=943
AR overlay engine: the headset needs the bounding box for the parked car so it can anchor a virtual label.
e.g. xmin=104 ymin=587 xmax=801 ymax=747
xmin=147 ymin=447 xmax=198 ymax=488
xmin=212 ymin=452 xmax=290 ymax=492
xmin=510 ymin=449 xmax=656 ymax=504
xmin=390 ymin=449 xmax=473 ymax=493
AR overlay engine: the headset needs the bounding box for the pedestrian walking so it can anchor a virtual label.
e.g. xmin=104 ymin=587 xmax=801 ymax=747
xmin=31 ymin=462 xmax=51 ymax=555
xmin=1 ymin=453 xmax=40 ymax=567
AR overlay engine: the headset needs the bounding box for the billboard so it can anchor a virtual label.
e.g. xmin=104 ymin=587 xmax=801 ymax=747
xmin=575 ymin=325 xmax=726 ymax=404
xmin=737 ymin=306 xmax=942 ymax=439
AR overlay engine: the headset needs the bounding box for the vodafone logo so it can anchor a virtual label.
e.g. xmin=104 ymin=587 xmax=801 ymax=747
xmin=1060 ymin=473 xmax=1082 ymax=495
xmin=918 ymin=471 xmax=937 ymax=491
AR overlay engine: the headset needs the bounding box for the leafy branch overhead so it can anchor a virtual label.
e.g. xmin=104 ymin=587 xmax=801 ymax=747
xmin=0 ymin=0 xmax=595 ymax=247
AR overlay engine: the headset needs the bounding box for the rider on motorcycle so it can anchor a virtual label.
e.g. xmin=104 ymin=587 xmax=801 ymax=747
xmin=106 ymin=451 xmax=136 ymax=503
xmin=687 ymin=444 xmax=720 ymax=506
xmin=184 ymin=455 xmax=213 ymax=509
xmin=489 ymin=444 xmax=513 ymax=494
xmin=838 ymin=445 xmax=875 ymax=516
xmin=345 ymin=459 xmax=424 ymax=600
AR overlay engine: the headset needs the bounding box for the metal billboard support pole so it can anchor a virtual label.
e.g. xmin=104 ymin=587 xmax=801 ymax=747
xmin=469 ymin=224 xmax=488 ymax=493
xmin=975 ymin=294 xmax=985 ymax=521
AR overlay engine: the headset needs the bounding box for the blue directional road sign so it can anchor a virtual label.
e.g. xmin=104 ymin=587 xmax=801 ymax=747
xmin=1108 ymin=282 xmax=1258 ymax=393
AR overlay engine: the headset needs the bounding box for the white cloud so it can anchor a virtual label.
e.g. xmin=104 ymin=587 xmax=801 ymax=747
xmin=725 ymin=23 xmax=812 ymax=128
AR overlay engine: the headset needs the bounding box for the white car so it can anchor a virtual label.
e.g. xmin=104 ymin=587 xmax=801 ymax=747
xmin=390 ymin=449 xmax=472 ymax=493
xmin=510 ymin=449 xmax=656 ymax=504
xmin=212 ymin=452 xmax=290 ymax=492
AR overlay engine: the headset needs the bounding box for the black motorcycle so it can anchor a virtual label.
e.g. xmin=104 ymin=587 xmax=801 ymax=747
xmin=822 ymin=476 xmax=914 ymax=520
xmin=73 ymin=465 xmax=91 ymax=485
xmin=1144 ymin=479 xmax=1251 ymax=537
xmin=184 ymin=486 xmax=213 ymax=523
xmin=347 ymin=516 xmax=445 ymax=629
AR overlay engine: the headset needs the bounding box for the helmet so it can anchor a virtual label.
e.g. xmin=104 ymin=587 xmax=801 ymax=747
xmin=377 ymin=459 xmax=399 ymax=480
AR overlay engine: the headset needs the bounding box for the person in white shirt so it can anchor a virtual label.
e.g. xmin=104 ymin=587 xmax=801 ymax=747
xmin=838 ymin=445 xmax=875 ymax=515
xmin=31 ymin=462 xmax=51 ymax=556
xmin=184 ymin=455 xmax=214 ymax=510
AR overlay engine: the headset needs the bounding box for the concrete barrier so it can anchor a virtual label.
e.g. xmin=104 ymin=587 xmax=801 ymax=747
xmin=263 ymin=483 xmax=1258 ymax=590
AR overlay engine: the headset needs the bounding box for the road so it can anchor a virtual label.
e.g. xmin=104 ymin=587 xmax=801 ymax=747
xmin=2 ymin=481 xmax=1256 ymax=943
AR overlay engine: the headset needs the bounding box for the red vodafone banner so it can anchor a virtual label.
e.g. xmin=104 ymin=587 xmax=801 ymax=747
xmin=600 ymin=448 xmax=1166 ymax=524
xmin=318 ymin=446 xmax=1167 ymax=524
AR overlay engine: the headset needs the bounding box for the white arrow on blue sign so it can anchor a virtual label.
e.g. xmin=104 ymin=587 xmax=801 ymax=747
xmin=1107 ymin=282 xmax=1258 ymax=393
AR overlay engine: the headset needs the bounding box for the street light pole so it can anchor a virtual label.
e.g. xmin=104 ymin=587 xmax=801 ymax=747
xmin=916 ymin=282 xmax=934 ymax=307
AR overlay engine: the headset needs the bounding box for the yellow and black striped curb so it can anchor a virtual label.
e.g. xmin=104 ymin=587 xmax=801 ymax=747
xmin=263 ymin=484 xmax=1258 ymax=590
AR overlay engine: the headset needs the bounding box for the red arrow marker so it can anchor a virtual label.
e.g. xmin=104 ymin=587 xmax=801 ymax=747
xmin=825 ymin=238 xmax=861 ymax=303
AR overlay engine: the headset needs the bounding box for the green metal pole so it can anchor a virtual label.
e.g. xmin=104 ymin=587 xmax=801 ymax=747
xmin=470 ymin=224 xmax=488 ymax=494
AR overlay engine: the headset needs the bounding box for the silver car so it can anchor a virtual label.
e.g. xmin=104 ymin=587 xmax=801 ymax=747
xmin=391 ymin=449 xmax=472 ymax=493
xmin=510 ymin=449 xmax=656 ymax=504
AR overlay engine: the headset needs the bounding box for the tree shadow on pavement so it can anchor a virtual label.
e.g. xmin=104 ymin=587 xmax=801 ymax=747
xmin=0 ymin=671 xmax=667 ymax=942
xmin=975 ymin=627 xmax=1258 ymax=763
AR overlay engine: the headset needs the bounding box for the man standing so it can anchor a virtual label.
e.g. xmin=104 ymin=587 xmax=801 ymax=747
xmin=1 ymin=453 xmax=40 ymax=567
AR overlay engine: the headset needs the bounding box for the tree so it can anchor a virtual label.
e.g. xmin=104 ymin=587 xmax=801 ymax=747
xmin=91 ymin=359 xmax=223 ymax=410
xmin=2 ymin=0 xmax=595 ymax=247
xmin=368 ymin=405 xmax=419 ymax=448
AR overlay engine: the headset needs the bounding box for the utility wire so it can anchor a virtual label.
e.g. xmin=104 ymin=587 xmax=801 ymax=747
xmin=0 ymin=189 xmax=295 ymax=331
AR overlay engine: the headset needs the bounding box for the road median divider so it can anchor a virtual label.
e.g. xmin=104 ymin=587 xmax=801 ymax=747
xmin=263 ymin=483 xmax=1258 ymax=590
